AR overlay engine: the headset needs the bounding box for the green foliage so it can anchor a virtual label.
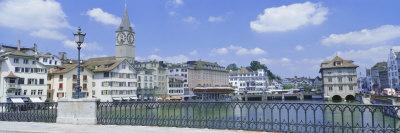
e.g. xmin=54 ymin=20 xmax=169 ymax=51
xmin=283 ymin=84 xmax=294 ymax=90
xmin=226 ymin=63 xmax=239 ymax=71
xmin=249 ymin=60 xmax=280 ymax=81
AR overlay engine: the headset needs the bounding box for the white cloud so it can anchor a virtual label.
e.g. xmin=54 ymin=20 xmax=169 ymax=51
xmin=168 ymin=11 xmax=177 ymax=16
xmin=63 ymin=40 xmax=103 ymax=51
xmin=335 ymin=46 xmax=393 ymax=67
xmin=86 ymin=8 xmax=121 ymax=26
xmin=211 ymin=48 xmax=229 ymax=55
xmin=250 ymin=2 xmax=327 ymax=33
xmin=208 ymin=16 xmax=225 ymax=23
xmin=212 ymin=45 xmax=266 ymax=56
xmin=147 ymin=54 xmax=189 ymax=63
xmin=294 ymin=45 xmax=304 ymax=51
xmin=322 ymin=25 xmax=400 ymax=46
xmin=189 ymin=50 xmax=198 ymax=55
xmin=29 ymin=29 xmax=67 ymax=41
xmin=182 ymin=16 xmax=199 ymax=24
xmin=167 ymin=0 xmax=184 ymax=8
xmin=0 ymin=0 xmax=71 ymax=40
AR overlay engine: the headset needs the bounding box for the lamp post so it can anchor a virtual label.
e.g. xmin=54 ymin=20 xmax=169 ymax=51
xmin=73 ymin=27 xmax=86 ymax=99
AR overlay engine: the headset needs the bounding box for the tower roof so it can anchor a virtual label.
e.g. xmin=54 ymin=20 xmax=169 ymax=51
xmin=118 ymin=5 xmax=132 ymax=31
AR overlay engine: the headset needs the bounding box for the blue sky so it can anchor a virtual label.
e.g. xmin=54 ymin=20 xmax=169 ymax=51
xmin=1 ymin=0 xmax=400 ymax=78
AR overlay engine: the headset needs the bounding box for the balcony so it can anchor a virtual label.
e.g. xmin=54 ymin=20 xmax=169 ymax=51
xmin=6 ymin=83 xmax=20 ymax=89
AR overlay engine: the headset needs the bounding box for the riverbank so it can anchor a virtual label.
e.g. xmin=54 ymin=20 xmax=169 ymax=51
xmin=0 ymin=121 xmax=269 ymax=133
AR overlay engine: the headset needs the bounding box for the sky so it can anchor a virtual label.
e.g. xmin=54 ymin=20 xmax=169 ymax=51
xmin=0 ymin=0 xmax=400 ymax=78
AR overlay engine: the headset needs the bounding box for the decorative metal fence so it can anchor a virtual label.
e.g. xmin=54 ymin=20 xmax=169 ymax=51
xmin=0 ymin=102 xmax=57 ymax=123
xmin=97 ymin=101 xmax=400 ymax=133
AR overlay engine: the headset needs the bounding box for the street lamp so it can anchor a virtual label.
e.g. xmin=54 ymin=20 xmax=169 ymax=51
xmin=73 ymin=27 xmax=86 ymax=99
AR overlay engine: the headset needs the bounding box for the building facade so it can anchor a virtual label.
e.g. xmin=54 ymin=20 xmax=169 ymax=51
xmin=186 ymin=61 xmax=233 ymax=101
xmin=47 ymin=63 xmax=93 ymax=102
xmin=84 ymin=57 xmax=137 ymax=102
xmin=388 ymin=49 xmax=400 ymax=90
xmin=135 ymin=60 xmax=168 ymax=100
xmin=366 ymin=62 xmax=389 ymax=94
xmin=228 ymin=68 xmax=269 ymax=95
xmin=320 ymin=56 xmax=358 ymax=101
xmin=0 ymin=43 xmax=48 ymax=103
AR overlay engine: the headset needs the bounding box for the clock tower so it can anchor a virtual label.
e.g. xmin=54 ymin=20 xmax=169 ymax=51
xmin=115 ymin=6 xmax=135 ymax=64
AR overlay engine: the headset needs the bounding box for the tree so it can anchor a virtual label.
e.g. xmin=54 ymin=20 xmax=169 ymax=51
xmin=250 ymin=61 xmax=265 ymax=71
xmin=226 ymin=63 xmax=239 ymax=71
xmin=249 ymin=60 xmax=280 ymax=81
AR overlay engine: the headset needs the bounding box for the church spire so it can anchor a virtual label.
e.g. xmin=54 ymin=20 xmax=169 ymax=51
xmin=119 ymin=4 xmax=132 ymax=31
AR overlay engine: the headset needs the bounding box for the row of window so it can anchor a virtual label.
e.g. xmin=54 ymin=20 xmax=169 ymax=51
xmin=229 ymin=77 xmax=268 ymax=81
xmin=101 ymin=81 xmax=136 ymax=87
xmin=42 ymin=58 xmax=58 ymax=65
xmin=168 ymin=89 xmax=183 ymax=94
xmin=327 ymin=85 xmax=354 ymax=91
xmin=100 ymin=90 xmax=135 ymax=95
xmin=327 ymin=76 xmax=354 ymax=82
xmin=103 ymin=72 xmax=135 ymax=79
xmin=13 ymin=89 xmax=43 ymax=96
xmin=9 ymin=78 xmax=45 ymax=85
xmin=15 ymin=67 xmax=47 ymax=73
xmin=169 ymin=68 xmax=188 ymax=73
xmin=13 ymin=58 xmax=35 ymax=64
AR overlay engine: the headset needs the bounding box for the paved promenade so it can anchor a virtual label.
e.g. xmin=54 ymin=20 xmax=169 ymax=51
xmin=0 ymin=121 xmax=267 ymax=133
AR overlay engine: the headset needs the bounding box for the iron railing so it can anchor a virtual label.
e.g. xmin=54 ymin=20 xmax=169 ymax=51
xmin=97 ymin=101 xmax=400 ymax=132
xmin=0 ymin=102 xmax=57 ymax=123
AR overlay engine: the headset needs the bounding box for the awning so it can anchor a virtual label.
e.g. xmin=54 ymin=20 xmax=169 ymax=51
xmin=112 ymin=97 xmax=122 ymax=101
xmin=10 ymin=98 xmax=24 ymax=103
xmin=30 ymin=97 xmax=43 ymax=103
xmin=129 ymin=97 xmax=138 ymax=100
xmin=122 ymin=97 xmax=130 ymax=100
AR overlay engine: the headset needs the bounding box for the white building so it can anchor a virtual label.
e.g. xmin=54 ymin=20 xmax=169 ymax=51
xmin=229 ymin=68 xmax=269 ymax=94
xmin=388 ymin=49 xmax=400 ymax=90
xmin=47 ymin=63 xmax=94 ymax=102
xmin=166 ymin=63 xmax=194 ymax=100
xmin=84 ymin=57 xmax=137 ymax=102
xmin=135 ymin=60 xmax=168 ymax=100
xmin=37 ymin=52 xmax=62 ymax=67
xmin=320 ymin=56 xmax=358 ymax=101
xmin=0 ymin=44 xmax=48 ymax=103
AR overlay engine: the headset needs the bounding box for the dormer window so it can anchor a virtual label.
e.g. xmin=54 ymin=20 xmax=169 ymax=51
xmin=334 ymin=61 xmax=342 ymax=66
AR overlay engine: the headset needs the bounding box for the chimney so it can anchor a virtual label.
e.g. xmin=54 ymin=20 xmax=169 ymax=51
xmin=17 ymin=40 xmax=21 ymax=51
xmin=59 ymin=52 xmax=67 ymax=61
xmin=33 ymin=43 xmax=38 ymax=52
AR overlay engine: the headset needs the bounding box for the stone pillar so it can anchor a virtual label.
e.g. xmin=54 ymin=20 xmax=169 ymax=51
xmin=56 ymin=98 xmax=98 ymax=125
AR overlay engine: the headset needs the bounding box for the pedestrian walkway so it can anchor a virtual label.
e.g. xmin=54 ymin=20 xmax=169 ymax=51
xmin=0 ymin=121 xmax=267 ymax=133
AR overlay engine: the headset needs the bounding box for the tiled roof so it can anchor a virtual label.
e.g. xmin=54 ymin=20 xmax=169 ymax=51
xmin=5 ymin=71 xmax=18 ymax=78
xmin=83 ymin=56 xmax=125 ymax=72
xmin=49 ymin=63 xmax=78 ymax=74
xmin=320 ymin=56 xmax=358 ymax=70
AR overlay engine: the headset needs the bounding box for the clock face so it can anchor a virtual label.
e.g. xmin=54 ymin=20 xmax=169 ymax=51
xmin=127 ymin=33 xmax=134 ymax=44
xmin=117 ymin=33 xmax=126 ymax=44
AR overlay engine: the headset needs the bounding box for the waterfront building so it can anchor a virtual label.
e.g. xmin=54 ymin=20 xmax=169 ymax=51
xmin=135 ymin=60 xmax=168 ymax=100
xmin=0 ymin=42 xmax=48 ymax=103
xmin=83 ymin=57 xmax=137 ymax=102
xmin=47 ymin=63 xmax=93 ymax=102
xmin=186 ymin=61 xmax=233 ymax=101
xmin=166 ymin=63 xmax=194 ymax=100
xmin=311 ymin=76 xmax=323 ymax=93
xmin=228 ymin=68 xmax=269 ymax=95
xmin=366 ymin=62 xmax=389 ymax=94
xmin=135 ymin=68 xmax=155 ymax=100
xmin=388 ymin=49 xmax=400 ymax=90
xmin=320 ymin=56 xmax=358 ymax=101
